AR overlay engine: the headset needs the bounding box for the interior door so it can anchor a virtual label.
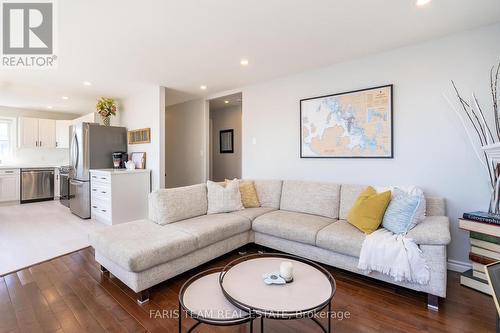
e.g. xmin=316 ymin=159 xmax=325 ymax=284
xmin=38 ymin=119 xmax=56 ymax=148
xmin=55 ymin=120 xmax=71 ymax=148
xmin=18 ymin=117 xmax=38 ymax=148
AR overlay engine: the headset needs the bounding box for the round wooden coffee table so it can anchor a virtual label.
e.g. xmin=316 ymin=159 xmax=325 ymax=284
xmin=219 ymin=253 xmax=336 ymax=333
xmin=178 ymin=267 xmax=254 ymax=332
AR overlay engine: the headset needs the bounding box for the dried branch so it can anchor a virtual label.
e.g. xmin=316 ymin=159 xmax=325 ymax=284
xmin=452 ymin=80 xmax=486 ymax=146
xmin=473 ymin=93 xmax=495 ymax=144
xmin=491 ymin=64 xmax=500 ymax=140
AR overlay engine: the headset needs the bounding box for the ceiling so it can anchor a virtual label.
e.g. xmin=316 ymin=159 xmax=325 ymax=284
xmin=1 ymin=0 xmax=499 ymax=114
xmin=210 ymin=93 xmax=242 ymax=111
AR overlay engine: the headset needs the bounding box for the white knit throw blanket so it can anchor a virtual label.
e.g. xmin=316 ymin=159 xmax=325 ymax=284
xmin=357 ymin=228 xmax=430 ymax=285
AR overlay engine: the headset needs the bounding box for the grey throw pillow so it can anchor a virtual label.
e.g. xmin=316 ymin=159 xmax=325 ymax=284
xmin=207 ymin=180 xmax=244 ymax=214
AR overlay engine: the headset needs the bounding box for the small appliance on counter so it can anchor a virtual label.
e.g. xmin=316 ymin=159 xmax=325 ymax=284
xmin=112 ymin=152 xmax=128 ymax=168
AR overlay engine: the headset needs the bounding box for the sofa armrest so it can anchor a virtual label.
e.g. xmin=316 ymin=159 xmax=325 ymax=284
xmin=406 ymin=216 xmax=451 ymax=245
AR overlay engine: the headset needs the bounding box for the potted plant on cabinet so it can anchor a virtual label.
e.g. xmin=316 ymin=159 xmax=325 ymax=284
xmin=96 ymin=97 xmax=117 ymax=126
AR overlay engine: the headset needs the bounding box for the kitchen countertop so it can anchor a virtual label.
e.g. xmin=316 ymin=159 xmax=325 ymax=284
xmin=0 ymin=164 xmax=68 ymax=169
xmin=90 ymin=168 xmax=151 ymax=174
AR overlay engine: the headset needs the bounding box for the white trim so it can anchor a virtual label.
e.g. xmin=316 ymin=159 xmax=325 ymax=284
xmin=447 ymin=259 xmax=471 ymax=272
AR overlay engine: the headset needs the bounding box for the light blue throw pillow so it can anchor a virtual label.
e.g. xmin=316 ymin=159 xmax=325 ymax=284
xmin=382 ymin=188 xmax=425 ymax=234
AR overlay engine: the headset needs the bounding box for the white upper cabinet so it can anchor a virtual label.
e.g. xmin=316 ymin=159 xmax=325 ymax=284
xmin=18 ymin=117 xmax=39 ymax=148
xmin=38 ymin=119 xmax=56 ymax=148
xmin=18 ymin=117 xmax=62 ymax=149
xmin=55 ymin=120 xmax=71 ymax=148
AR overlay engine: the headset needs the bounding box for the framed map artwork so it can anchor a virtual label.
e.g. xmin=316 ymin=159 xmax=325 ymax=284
xmin=300 ymin=85 xmax=393 ymax=158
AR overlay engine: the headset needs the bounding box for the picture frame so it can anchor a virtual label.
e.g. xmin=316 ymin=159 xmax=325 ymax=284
xmin=128 ymin=128 xmax=151 ymax=144
xmin=219 ymin=129 xmax=234 ymax=154
xmin=300 ymin=84 xmax=393 ymax=158
xmin=130 ymin=152 xmax=146 ymax=169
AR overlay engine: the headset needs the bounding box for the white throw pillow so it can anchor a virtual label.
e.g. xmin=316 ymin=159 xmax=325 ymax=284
xmin=207 ymin=180 xmax=244 ymax=214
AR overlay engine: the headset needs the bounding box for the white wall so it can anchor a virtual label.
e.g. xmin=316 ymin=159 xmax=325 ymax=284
xmin=165 ymin=99 xmax=206 ymax=188
xmin=121 ymin=86 xmax=165 ymax=190
xmin=239 ymin=23 xmax=500 ymax=265
xmin=210 ymin=105 xmax=242 ymax=181
xmin=0 ymin=106 xmax=79 ymax=165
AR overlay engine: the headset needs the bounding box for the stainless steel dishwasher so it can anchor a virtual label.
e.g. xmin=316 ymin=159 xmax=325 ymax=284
xmin=20 ymin=168 xmax=54 ymax=203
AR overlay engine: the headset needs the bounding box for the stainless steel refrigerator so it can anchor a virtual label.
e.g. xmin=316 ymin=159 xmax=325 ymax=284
xmin=69 ymin=122 xmax=127 ymax=218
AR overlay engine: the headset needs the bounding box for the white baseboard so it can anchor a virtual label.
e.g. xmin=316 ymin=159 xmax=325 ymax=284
xmin=447 ymin=259 xmax=471 ymax=272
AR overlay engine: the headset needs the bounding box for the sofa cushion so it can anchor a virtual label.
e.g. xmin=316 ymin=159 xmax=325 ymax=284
xmin=89 ymin=220 xmax=197 ymax=272
xmin=339 ymin=184 xmax=366 ymax=220
xmin=226 ymin=179 xmax=260 ymax=208
xmin=230 ymin=207 xmax=276 ymax=221
xmin=425 ymin=197 xmax=446 ymax=216
xmin=316 ymin=220 xmax=366 ymax=257
xmin=279 ymin=180 xmax=341 ymax=218
xmin=253 ymin=180 xmax=283 ymax=209
xmin=207 ymin=180 xmax=244 ymax=214
xmin=252 ymin=210 xmax=335 ymax=245
xmin=406 ymin=216 xmax=451 ymax=245
xmin=347 ymin=186 xmax=392 ymax=234
xmin=149 ymin=184 xmax=208 ymax=225
xmin=341 ymin=184 xmax=446 ymax=218
xmin=169 ymin=213 xmax=251 ymax=248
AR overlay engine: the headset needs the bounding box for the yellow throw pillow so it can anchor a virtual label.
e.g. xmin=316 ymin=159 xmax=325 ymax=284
xmin=347 ymin=186 xmax=391 ymax=234
xmin=225 ymin=179 xmax=260 ymax=208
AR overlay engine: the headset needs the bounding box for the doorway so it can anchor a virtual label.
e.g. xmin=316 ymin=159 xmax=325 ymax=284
xmin=208 ymin=93 xmax=242 ymax=181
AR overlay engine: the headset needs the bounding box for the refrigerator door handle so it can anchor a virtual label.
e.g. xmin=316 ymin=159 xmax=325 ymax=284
xmin=71 ymin=133 xmax=79 ymax=170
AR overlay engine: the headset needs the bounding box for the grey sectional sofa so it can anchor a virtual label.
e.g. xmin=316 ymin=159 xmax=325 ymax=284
xmin=89 ymin=180 xmax=451 ymax=309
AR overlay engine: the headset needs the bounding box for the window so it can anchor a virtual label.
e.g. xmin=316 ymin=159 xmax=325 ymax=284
xmin=0 ymin=118 xmax=15 ymax=159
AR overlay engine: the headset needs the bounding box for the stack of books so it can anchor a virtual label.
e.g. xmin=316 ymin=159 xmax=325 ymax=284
xmin=459 ymin=211 xmax=500 ymax=295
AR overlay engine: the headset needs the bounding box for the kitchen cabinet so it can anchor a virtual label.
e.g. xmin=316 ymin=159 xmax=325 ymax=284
xmin=18 ymin=117 xmax=38 ymax=148
xmin=55 ymin=120 xmax=71 ymax=148
xmin=0 ymin=169 xmax=20 ymax=202
xmin=38 ymin=119 xmax=56 ymax=148
xmin=90 ymin=169 xmax=150 ymax=225
xmin=18 ymin=117 xmax=56 ymax=148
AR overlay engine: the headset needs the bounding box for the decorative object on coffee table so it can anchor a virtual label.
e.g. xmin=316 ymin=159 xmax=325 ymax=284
xmin=96 ymin=97 xmax=117 ymax=126
xmin=220 ymin=253 xmax=336 ymax=333
xmin=178 ymin=267 xmax=254 ymax=333
xmin=447 ymin=62 xmax=500 ymax=214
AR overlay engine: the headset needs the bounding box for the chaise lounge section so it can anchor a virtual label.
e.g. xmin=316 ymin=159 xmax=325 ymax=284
xmin=89 ymin=180 xmax=451 ymax=309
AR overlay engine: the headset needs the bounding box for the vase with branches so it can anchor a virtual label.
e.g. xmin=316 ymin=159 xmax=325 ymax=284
xmin=447 ymin=62 xmax=500 ymax=214
xmin=96 ymin=97 xmax=117 ymax=126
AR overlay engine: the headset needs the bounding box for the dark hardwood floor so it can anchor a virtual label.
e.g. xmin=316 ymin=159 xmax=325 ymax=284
xmin=0 ymin=246 xmax=496 ymax=333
